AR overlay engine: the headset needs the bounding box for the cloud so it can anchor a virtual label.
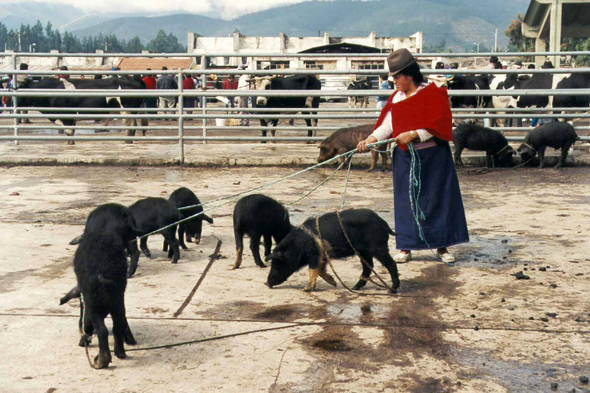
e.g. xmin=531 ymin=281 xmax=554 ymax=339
xmin=4 ymin=0 xmax=310 ymax=18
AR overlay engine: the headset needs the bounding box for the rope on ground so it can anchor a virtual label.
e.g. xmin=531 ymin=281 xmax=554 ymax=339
xmin=126 ymin=324 xmax=301 ymax=352
xmin=172 ymin=238 xmax=222 ymax=318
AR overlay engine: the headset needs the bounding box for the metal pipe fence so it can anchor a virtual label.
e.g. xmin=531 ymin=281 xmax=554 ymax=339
xmin=1 ymin=51 xmax=589 ymax=162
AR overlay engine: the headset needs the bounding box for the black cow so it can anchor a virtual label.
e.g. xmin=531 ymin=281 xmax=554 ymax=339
xmin=254 ymin=75 xmax=321 ymax=141
xmin=347 ymin=79 xmax=371 ymax=108
xmin=445 ymin=75 xmax=491 ymax=109
xmin=18 ymin=76 xmax=147 ymax=144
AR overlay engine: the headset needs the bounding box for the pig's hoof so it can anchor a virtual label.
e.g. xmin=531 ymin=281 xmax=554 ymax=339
xmin=303 ymin=286 xmax=315 ymax=292
xmin=181 ymin=245 xmax=189 ymax=250
xmin=256 ymin=263 xmax=267 ymax=269
xmin=94 ymin=354 xmax=111 ymax=369
xmin=115 ymin=349 xmax=126 ymax=359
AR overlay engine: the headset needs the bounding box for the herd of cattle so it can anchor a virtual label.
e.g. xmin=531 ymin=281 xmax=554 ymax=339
xmin=60 ymin=185 xmax=400 ymax=369
xmin=11 ymin=71 xmax=587 ymax=168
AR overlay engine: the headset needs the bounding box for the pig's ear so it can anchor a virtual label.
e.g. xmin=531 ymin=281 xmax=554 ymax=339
xmin=266 ymin=251 xmax=283 ymax=262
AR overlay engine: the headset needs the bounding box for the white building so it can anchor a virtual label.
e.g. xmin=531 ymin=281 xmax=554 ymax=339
xmin=187 ymin=30 xmax=423 ymax=71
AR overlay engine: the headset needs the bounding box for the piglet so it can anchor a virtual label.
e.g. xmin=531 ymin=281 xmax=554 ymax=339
xmin=233 ymin=194 xmax=291 ymax=269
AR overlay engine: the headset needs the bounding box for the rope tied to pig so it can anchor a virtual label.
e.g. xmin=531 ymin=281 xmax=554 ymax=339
xmin=80 ymin=294 xmax=101 ymax=370
xmin=305 ymin=214 xmax=395 ymax=295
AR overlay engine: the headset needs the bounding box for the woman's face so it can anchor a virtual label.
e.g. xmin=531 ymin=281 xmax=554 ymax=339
xmin=392 ymin=73 xmax=414 ymax=93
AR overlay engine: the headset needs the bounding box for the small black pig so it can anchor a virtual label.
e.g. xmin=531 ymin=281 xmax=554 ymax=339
xmin=318 ymin=124 xmax=389 ymax=171
xmin=453 ymin=123 xmax=515 ymax=168
xmin=266 ymin=209 xmax=400 ymax=293
xmin=233 ymin=194 xmax=291 ymax=269
xmin=517 ymin=122 xmax=579 ymax=168
xmin=74 ymin=231 xmax=136 ymax=369
xmin=164 ymin=187 xmax=213 ymax=251
xmin=69 ymin=203 xmax=140 ymax=278
xmin=128 ymin=197 xmax=181 ymax=269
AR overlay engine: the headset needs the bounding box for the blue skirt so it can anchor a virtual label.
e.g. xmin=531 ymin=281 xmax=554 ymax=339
xmin=392 ymin=143 xmax=469 ymax=250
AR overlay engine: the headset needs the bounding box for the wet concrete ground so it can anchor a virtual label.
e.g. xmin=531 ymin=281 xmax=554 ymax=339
xmin=0 ymin=163 xmax=589 ymax=392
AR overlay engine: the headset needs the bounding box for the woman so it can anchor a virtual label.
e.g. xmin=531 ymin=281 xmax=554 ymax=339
xmin=357 ymin=48 xmax=469 ymax=263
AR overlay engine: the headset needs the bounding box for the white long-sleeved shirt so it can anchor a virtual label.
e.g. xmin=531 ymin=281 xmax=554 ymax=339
xmin=371 ymin=84 xmax=433 ymax=142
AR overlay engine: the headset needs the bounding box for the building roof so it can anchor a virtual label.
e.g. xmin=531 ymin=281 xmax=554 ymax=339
xmin=523 ymin=0 xmax=590 ymax=39
xmin=117 ymin=58 xmax=193 ymax=71
xmin=299 ymin=42 xmax=382 ymax=54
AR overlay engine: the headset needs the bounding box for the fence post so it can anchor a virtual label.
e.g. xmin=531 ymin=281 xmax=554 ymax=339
xmin=11 ymin=53 xmax=18 ymax=146
xmin=178 ymin=69 xmax=185 ymax=164
xmin=201 ymin=55 xmax=207 ymax=145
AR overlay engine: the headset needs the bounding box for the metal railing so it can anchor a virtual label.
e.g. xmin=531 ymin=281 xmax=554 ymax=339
xmin=1 ymin=51 xmax=589 ymax=163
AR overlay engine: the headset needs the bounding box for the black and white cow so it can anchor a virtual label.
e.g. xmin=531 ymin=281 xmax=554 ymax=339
xmin=489 ymin=71 xmax=590 ymax=126
xmin=254 ymin=75 xmax=321 ymax=140
xmin=18 ymin=76 xmax=147 ymax=144
xmin=347 ymin=78 xmax=371 ymax=108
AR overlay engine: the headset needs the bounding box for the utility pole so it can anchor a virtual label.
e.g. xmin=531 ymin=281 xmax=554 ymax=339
xmin=18 ymin=32 xmax=21 ymax=52
xmin=494 ymin=29 xmax=498 ymax=52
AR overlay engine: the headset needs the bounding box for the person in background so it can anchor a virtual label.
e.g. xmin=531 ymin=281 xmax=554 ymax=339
xmin=237 ymin=65 xmax=250 ymax=126
xmin=376 ymin=73 xmax=392 ymax=110
xmin=156 ymin=66 xmax=178 ymax=118
xmin=142 ymin=68 xmax=158 ymax=112
xmin=11 ymin=63 xmax=31 ymax=122
xmin=58 ymin=65 xmax=70 ymax=80
xmin=357 ymin=48 xmax=469 ymax=264
xmin=182 ymin=73 xmax=196 ymax=111
xmin=222 ymin=74 xmax=238 ymax=108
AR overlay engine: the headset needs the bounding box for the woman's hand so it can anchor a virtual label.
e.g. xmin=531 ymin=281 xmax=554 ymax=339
xmin=357 ymin=135 xmax=377 ymax=153
xmin=395 ymin=131 xmax=418 ymax=145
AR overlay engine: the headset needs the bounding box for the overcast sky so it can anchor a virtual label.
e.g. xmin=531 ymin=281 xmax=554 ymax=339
xmin=5 ymin=0 xmax=311 ymax=19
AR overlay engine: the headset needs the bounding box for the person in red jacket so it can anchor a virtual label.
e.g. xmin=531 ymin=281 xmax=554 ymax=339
xmin=142 ymin=68 xmax=157 ymax=110
xmin=222 ymin=75 xmax=238 ymax=108
xmin=357 ymin=48 xmax=469 ymax=264
xmin=182 ymin=74 xmax=196 ymax=110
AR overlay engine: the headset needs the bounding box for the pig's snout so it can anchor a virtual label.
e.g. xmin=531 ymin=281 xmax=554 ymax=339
xmin=265 ymin=282 xmax=273 ymax=288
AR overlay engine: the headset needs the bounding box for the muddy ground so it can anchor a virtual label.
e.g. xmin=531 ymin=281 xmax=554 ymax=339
xmin=0 ymin=164 xmax=589 ymax=393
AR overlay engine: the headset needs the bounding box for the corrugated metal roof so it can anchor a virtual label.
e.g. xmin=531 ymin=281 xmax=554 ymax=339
xmin=117 ymin=58 xmax=193 ymax=71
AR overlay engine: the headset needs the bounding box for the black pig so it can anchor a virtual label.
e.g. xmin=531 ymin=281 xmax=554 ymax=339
xmin=128 ymin=197 xmax=181 ymax=268
xmin=164 ymin=187 xmax=213 ymax=251
xmin=517 ymin=122 xmax=579 ymax=168
xmin=74 ymin=231 xmax=136 ymax=369
xmin=69 ymin=203 xmax=140 ymax=278
xmin=453 ymin=123 xmax=515 ymax=168
xmin=266 ymin=209 xmax=400 ymax=293
xmin=233 ymin=194 xmax=291 ymax=269
xmin=318 ymin=124 xmax=389 ymax=171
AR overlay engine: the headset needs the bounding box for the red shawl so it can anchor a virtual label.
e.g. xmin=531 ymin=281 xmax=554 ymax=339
xmin=372 ymin=83 xmax=453 ymax=151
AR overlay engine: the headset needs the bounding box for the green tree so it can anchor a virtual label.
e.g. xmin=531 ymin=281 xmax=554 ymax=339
xmin=125 ymin=36 xmax=144 ymax=53
xmin=146 ymin=29 xmax=186 ymax=53
xmin=504 ymin=13 xmax=534 ymax=52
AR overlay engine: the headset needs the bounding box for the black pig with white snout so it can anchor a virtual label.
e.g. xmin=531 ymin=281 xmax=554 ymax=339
xmin=266 ymin=209 xmax=400 ymax=293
